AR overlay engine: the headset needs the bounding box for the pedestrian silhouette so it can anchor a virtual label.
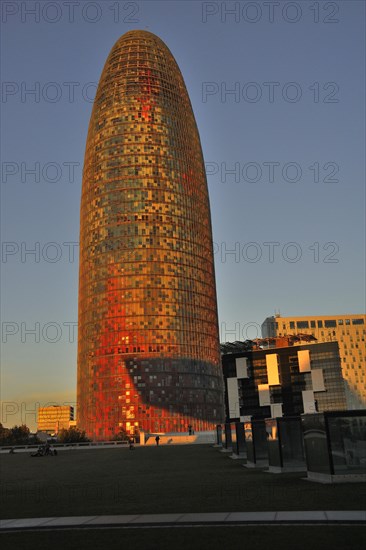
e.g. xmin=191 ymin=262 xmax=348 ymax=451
xmin=155 ymin=435 xmax=160 ymax=446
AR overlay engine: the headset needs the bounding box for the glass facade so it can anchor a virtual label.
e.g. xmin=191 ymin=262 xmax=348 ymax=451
xmin=302 ymin=411 xmax=366 ymax=477
xmin=327 ymin=414 xmax=366 ymax=474
xmin=37 ymin=406 xmax=74 ymax=434
xmin=234 ymin=421 xmax=246 ymax=456
xmin=223 ymin=423 xmax=232 ymax=449
xmin=261 ymin=314 xmax=366 ymax=409
xmin=266 ymin=417 xmax=305 ymax=470
xmin=245 ymin=419 xmax=268 ymax=464
xmin=77 ymin=30 xmax=224 ymax=440
xmin=216 ymin=424 xmax=223 ymax=446
xmin=301 ymin=413 xmax=331 ymax=474
xmin=222 ymin=342 xmax=347 ymax=420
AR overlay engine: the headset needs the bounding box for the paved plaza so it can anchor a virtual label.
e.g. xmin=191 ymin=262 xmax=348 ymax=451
xmin=1 ymin=510 xmax=365 ymax=531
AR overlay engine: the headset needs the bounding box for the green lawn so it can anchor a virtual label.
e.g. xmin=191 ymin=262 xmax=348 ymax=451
xmin=1 ymin=527 xmax=365 ymax=550
xmin=1 ymin=445 xmax=365 ymax=519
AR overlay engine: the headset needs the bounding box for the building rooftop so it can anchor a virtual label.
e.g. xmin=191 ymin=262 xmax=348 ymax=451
xmin=220 ymin=334 xmax=318 ymax=354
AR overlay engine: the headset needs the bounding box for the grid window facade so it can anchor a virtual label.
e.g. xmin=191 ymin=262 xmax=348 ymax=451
xmin=261 ymin=314 xmax=366 ymax=409
xmin=77 ymin=31 xmax=224 ymax=439
xmin=222 ymin=342 xmax=347 ymax=421
xmin=37 ymin=406 xmax=74 ymax=433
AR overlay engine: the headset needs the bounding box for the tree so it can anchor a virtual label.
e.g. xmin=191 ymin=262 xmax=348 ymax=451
xmin=111 ymin=428 xmax=129 ymax=442
xmin=0 ymin=423 xmax=10 ymax=445
xmin=0 ymin=424 xmax=36 ymax=445
xmin=9 ymin=424 xmax=30 ymax=444
xmin=57 ymin=427 xmax=90 ymax=443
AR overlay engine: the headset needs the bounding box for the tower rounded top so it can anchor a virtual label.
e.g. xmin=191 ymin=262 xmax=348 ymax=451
xmin=106 ymin=30 xmax=175 ymax=70
xmin=112 ymin=29 xmax=168 ymax=47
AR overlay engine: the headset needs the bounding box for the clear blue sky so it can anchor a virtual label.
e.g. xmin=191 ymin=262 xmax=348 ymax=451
xmin=1 ymin=1 xmax=365 ymax=428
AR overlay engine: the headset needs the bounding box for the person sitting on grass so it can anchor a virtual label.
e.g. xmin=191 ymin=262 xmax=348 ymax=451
xmin=31 ymin=445 xmax=45 ymax=457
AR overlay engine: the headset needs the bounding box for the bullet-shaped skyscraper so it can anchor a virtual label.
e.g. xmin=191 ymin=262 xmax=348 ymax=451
xmin=77 ymin=30 xmax=224 ymax=440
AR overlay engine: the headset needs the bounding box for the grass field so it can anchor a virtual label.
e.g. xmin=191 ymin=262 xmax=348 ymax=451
xmin=1 ymin=445 xmax=365 ymax=519
xmin=1 ymin=526 xmax=366 ymax=550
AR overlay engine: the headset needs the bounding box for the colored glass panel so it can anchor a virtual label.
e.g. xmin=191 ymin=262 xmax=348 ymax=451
xmin=77 ymin=31 xmax=224 ymax=440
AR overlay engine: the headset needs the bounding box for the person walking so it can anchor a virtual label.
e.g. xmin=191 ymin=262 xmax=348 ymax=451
xmin=155 ymin=435 xmax=160 ymax=446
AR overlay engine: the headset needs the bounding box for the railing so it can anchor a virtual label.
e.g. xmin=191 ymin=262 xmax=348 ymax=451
xmin=1 ymin=431 xmax=216 ymax=450
xmin=0 ymin=440 xmax=129 ymax=451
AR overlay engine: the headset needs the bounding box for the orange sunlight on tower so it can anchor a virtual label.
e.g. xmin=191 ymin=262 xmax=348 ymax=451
xmin=77 ymin=31 xmax=224 ymax=440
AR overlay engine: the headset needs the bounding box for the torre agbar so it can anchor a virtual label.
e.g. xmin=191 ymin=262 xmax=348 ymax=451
xmin=77 ymin=30 xmax=224 ymax=440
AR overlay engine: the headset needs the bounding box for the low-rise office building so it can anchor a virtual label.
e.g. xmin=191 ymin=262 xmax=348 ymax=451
xmin=262 ymin=314 xmax=366 ymax=409
xmin=222 ymin=337 xmax=347 ymax=422
xmin=37 ymin=405 xmax=74 ymax=435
